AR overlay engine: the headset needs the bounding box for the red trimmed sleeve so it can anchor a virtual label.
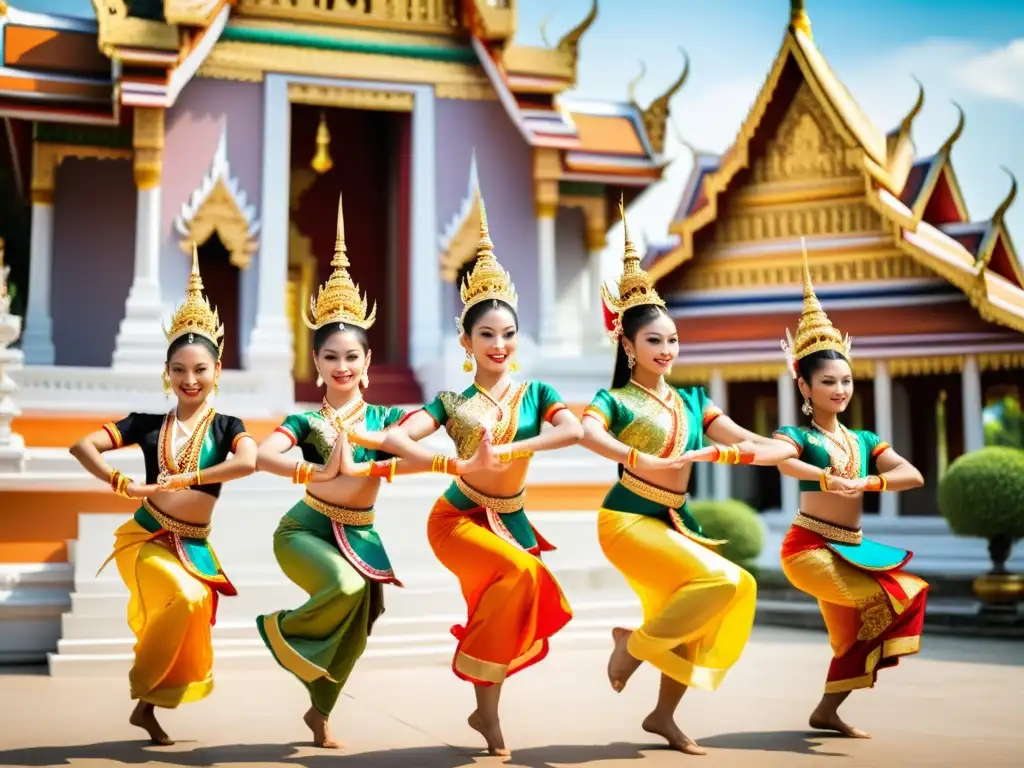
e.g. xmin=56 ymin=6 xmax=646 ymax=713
xmin=871 ymin=441 xmax=892 ymax=458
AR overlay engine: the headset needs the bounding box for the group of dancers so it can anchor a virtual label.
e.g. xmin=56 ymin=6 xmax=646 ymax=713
xmin=70 ymin=191 xmax=929 ymax=757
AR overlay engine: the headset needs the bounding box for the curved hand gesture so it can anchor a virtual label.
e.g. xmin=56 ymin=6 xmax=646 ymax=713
xmin=824 ymin=475 xmax=862 ymax=496
xmin=335 ymin=431 xmax=357 ymax=478
xmin=460 ymin=431 xmax=508 ymax=475
xmin=126 ymin=482 xmax=163 ymax=498
xmin=156 ymin=471 xmax=193 ymax=492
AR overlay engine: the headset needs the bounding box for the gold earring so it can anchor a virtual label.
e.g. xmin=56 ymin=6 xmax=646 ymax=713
xmin=361 ymin=369 xmax=370 ymax=388
xmin=162 ymin=371 xmax=171 ymax=398
xmin=626 ymin=352 xmax=635 ymax=369
xmin=463 ymin=352 xmax=473 ymax=373
xmin=802 ymin=397 xmax=813 ymax=417
xmin=509 ymin=355 xmax=520 ymax=373
xmin=214 ymin=380 xmax=220 ymax=397
xmin=316 ymin=371 xmax=324 ymax=387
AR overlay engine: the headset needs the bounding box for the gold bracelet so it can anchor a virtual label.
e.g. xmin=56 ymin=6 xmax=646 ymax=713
xmin=626 ymin=448 xmax=639 ymax=468
xmin=195 ymin=467 xmax=202 ymax=485
xmin=387 ymin=457 xmax=397 ymax=484
xmin=115 ymin=473 xmax=132 ymax=498
xmin=879 ymin=474 xmax=888 ymax=492
xmin=819 ymin=469 xmax=831 ymax=492
xmin=731 ymin=444 xmax=742 ymax=465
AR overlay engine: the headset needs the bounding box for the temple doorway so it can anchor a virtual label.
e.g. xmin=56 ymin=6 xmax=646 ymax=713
xmin=286 ymin=103 xmax=419 ymax=405
xmin=197 ymin=233 xmax=241 ymax=370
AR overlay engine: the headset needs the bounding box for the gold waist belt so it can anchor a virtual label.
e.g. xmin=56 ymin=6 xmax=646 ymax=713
xmin=143 ymin=498 xmax=211 ymax=539
xmin=455 ymin=476 xmax=525 ymax=515
xmin=304 ymin=492 xmax=376 ymax=526
xmin=621 ymin=471 xmax=686 ymax=509
xmin=793 ymin=511 xmax=863 ymax=546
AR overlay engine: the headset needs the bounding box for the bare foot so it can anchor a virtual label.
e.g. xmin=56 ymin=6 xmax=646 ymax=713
xmin=809 ymin=708 xmax=871 ymax=739
xmin=304 ymin=706 xmax=344 ymax=749
xmin=468 ymin=710 xmax=511 ymax=757
xmin=642 ymin=713 xmax=707 ymax=755
xmin=129 ymin=701 xmax=173 ymax=746
xmin=608 ymin=627 xmax=642 ymax=693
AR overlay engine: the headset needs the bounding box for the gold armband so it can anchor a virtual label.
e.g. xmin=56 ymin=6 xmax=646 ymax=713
xmin=626 ymin=447 xmax=639 ymax=469
xmin=109 ymin=469 xmax=132 ymax=498
xmin=431 ymin=454 xmax=458 ymax=475
xmin=292 ymin=461 xmax=315 ymax=485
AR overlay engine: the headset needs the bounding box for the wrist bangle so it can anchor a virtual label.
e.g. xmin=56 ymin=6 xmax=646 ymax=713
xmin=626 ymin=447 xmax=639 ymax=468
xmin=109 ymin=469 xmax=122 ymax=493
xmin=114 ymin=472 xmax=132 ymax=498
xmin=819 ymin=470 xmax=831 ymax=492
xmin=195 ymin=467 xmax=202 ymax=485
xmin=878 ymin=474 xmax=888 ymax=492
xmin=387 ymin=457 xmax=397 ymax=484
xmin=431 ymin=455 xmax=458 ymax=475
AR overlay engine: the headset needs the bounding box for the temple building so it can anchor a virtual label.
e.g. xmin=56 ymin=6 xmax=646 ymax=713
xmin=0 ymin=0 xmax=682 ymax=412
xmin=647 ymin=1 xmax=1024 ymax=518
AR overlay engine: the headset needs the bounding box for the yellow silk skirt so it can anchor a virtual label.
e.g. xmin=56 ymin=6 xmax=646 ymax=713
xmin=111 ymin=518 xmax=216 ymax=707
xmin=598 ymin=507 xmax=757 ymax=691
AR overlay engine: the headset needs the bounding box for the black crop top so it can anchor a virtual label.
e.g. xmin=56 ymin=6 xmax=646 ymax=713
xmin=103 ymin=410 xmax=252 ymax=499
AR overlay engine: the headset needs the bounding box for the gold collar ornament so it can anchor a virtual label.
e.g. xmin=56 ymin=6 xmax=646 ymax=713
xmin=601 ymin=197 xmax=665 ymax=343
xmin=305 ymin=193 xmax=377 ymax=331
xmin=456 ymin=190 xmax=518 ymax=333
xmin=163 ymin=243 xmax=225 ymax=358
xmin=781 ymin=238 xmax=853 ymax=379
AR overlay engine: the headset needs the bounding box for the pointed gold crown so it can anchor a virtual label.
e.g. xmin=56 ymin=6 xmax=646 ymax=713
xmin=601 ymin=197 xmax=665 ymax=342
xmin=457 ymin=191 xmax=518 ymax=331
xmin=781 ymin=238 xmax=852 ymax=378
xmin=163 ymin=243 xmax=225 ymax=356
xmin=304 ymin=193 xmax=377 ymax=331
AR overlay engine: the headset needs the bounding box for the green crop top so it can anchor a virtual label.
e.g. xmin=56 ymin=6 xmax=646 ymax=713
xmin=773 ymin=424 xmax=892 ymax=492
xmin=275 ymin=398 xmax=406 ymax=464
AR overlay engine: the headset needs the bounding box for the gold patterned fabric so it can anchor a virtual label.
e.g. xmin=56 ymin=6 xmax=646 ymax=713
xmin=438 ymin=383 xmax=528 ymax=459
xmin=792 ymin=511 xmax=862 ymax=545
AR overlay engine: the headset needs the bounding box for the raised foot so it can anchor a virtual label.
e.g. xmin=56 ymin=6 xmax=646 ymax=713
xmin=809 ymin=709 xmax=872 ymax=739
xmin=641 ymin=713 xmax=707 ymax=756
xmin=304 ymin=706 xmax=344 ymax=749
xmin=129 ymin=701 xmax=174 ymax=746
xmin=608 ymin=627 xmax=642 ymax=693
xmin=468 ymin=710 xmax=511 ymax=757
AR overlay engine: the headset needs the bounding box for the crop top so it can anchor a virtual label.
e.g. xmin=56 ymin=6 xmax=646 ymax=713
xmin=412 ymin=380 xmax=567 ymax=460
xmin=773 ymin=424 xmax=892 ymax=492
xmin=584 ymin=382 xmax=724 ymax=458
xmin=103 ymin=410 xmax=251 ymax=499
xmin=275 ymin=398 xmax=406 ymax=464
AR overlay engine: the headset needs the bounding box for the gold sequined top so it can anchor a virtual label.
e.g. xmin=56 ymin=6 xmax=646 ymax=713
xmin=773 ymin=424 xmax=891 ymax=491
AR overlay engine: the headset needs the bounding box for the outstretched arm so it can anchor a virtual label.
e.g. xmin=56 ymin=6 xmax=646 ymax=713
xmin=256 ymin=431 xmax=343 ymax=483
xmin=868 ymin=447 xmax=924 ymax=492
xmin=376 ymin=410 xmax=446 ymax=465
xmin=69 ymin=428 xmax=160 ymax=498
xmin=698 ymin=415 xmax=800 ymax=466
xmin=492 ymin=410 xmax=584 ymax=461
xmin=181 ymin=436 xmax=257 ymax=486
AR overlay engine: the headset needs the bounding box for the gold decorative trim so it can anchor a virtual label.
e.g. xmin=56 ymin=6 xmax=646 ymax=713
xmin=177 ymin=181 xmax=258 ymax=269
xmin=793 ymin=511 xmax=862 ymax=545
xmin=303 ymin=492 xmax=376 ymax=526
xmin=435 ymin=82 xmax=498 ymax=101
xmin=197 ymin=63 xmax=264 ymax=82
xmin=234 ymin=0 xmax=459 ymax=36
xmin=620 ymin=471 xmax=686 ymax=509
xmin=133 ymin=108 xmax=165 ymax=190
xmin=455 ymin=477 xmax=525 ymax=515
xmin=288 ymin=83 xmax=414 ymax=112
xmin=142 ymin=498 xmax=211 ymax=539
xmin=31 ymin=142 xmax=133 ymax=204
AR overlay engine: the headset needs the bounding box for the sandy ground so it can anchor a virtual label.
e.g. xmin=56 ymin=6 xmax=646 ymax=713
xmin=0 ymin=626 xmax=1020 ymax=767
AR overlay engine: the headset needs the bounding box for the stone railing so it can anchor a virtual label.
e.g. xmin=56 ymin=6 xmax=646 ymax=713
xmin=235 ymin=0 xmax=460 ymax=34
xmin=0 ymin=261 xmax=26 ymax=473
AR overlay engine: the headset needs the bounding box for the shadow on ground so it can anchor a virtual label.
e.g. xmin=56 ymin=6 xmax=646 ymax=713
xmin=698 ymin=730 xmax=848 ymax=757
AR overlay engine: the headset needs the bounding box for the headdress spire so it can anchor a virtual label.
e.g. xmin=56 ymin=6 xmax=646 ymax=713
xmin=456 ymin=190 xmax=518 ymax=331
xmin=304 ymin=193 xmax=377 ymax=331
xmin=780 ymin=238 xmax=852 ymax=378
xmin=600 ymin=195 xmax=664 ymax=342
xmin=163 ymin=242 xmax=225 ymax=357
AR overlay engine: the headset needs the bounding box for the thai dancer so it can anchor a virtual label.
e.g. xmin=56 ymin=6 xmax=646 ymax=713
xmin=254 ymin=195 xmax=499 ymax=749
xmin=578 ymin=203 xmax=801 ymax=755
xmin=773 ymin=242 xmax=927 ymax=739
xmin=375 ymin=192 xmax=583 ymax=757
xmin=69 ymin=248 xmax=257 ymax=745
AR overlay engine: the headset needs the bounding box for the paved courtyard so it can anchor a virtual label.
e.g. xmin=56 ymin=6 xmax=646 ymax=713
xmin=0 ymin=626 xmax=1020 ymax=767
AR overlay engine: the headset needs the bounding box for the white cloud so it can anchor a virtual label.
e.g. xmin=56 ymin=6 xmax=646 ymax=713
xmin=956 ymin=39 xmax=1024 ymax=106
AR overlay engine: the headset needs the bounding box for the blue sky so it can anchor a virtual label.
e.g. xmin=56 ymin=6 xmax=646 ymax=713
xmin=14 ymin=0 xmax=1024 ymax=248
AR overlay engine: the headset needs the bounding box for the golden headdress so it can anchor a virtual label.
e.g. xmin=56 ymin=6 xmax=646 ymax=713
xmin=163 ymin=243 xmax=225 ymax=357
xmin=601 ymin=197 xmax=665 ymax=342
xmin=456 ymin=191 xmax=518 ymax=332
xmin=781 ymin=238 xmax=853 ymax=378
xmin=304 ymin=193 xmax=377 ymax=331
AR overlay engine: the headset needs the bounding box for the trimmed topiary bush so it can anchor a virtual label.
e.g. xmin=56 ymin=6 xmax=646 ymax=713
xmin=938 ymin=446 xmax=1024 ymax=573
xmin=687 ymin=499 xmax=765 ymax=567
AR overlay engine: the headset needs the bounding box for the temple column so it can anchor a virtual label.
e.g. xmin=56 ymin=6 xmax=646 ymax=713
xmin=874 ymin=360 xmax=899 ymax=517
xmin=962 ymin=354 xmax=985 ymax=453
xmin=777 ymin=371 xmax=799 ymax=512
xmin=709 ymin=369 xmax=730 ymax=501
xmin=573 ymin=195 xmax=610 ymax=351
xmin=112 ymin=108 xmax=169 ymax=370
xmin=22 ymin=143 xmax=57 ymax=365
xmin=534 ymin=149 xmax=560 ymax=349
xmin=245 ymin=75 xmax=294 ymax=404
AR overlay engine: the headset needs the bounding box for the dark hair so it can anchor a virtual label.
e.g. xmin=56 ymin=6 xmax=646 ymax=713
xmin=795 ymin=349 xmax=850 ymax=385
xmin=313 ymin=324 xmax=369 ymax=355
xmin=611 ymin=304 xmax=672 ymax=389
xmin=166 ymin=334 xmax=219 ymax=364
xmin=460 ymin=299 xmax=519 ymax=336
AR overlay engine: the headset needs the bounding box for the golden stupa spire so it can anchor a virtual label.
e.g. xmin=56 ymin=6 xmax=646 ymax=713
xmin=304 ymin=193 xmax=377 ymax=331
xmin=600 ymin=195 xmax=664 ymax=341
xmin=781 ymin=238 xmax=852 ymax=378
xmin=163 ymin=243 xmax=225 ymax=356
xmin=790 ymin=0 xmax=812 ymax=39
xmin=457 ymin=190 xmax=518 ymax=331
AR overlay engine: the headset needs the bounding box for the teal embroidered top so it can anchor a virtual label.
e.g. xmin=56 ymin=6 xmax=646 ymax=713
xmin=275 ymin=399 xmax=406 ymax=464
xmin=773 ymin=424 xmax=891 ymax=492
xmin=419 ymin=380 xmax=567 ymax=459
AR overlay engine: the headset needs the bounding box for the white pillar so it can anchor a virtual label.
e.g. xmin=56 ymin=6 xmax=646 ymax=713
xmin=244 ymin=75 xmax=295 ymax=405
xmin=874 ymin=360 xmax=899 ymax=518
xmin=962 ymin=354 xmax=985 ymax=453
xmin=112 ymin=108 xmax=170 ymax=370
xmin=582 ymin=247 xmax=610 ymax=350
xmin=22 ymin=197 xmax=56 ymax=365
xmin=0 ymin=304 xmax=26 ymax=472
xmin=709 ymin=369 xmax=730 ymax=501
xmin=777 ymin=371 xmax=799 ymax=513
xmin=408 ymin=85 xmax=441 ymax=372
xmin=537 ymin=208 xmax=559 ymax=349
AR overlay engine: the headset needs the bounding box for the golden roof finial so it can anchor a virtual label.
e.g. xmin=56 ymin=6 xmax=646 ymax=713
xmin=557 ymin=0 xmax=599 ymax=58
xmin=938 ymin=101 xmax=966 ymax=158
xmin=781 ymin=238 xmax=852 ymax=378
xmin=600 ymin=195 xmax=665 ymax=342
xmin=304 ymin=193 xmax=377 ymax=331
xmin=897 ymin=76 xmax=925 ymax=141
xmin=990 ymin=166 xmax=1018 ymax=230
xmin=457 ymin=191 xmax=518 ymax=332
xmin=627 ymin=60 xmax=647 ymax=105
xmin=790 ymin=0 xmax=812 ymax=39
xmin=635 ymin=49 xmax=689 ymax=155
xmin=163 ymin=242 xmax=226 ymax=355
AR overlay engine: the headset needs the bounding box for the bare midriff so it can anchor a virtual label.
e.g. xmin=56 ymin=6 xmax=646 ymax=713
xmin=147 ymin=488 xmax=217 ymax=526
xmin=625 ymin=464 xmax=694 ymax=497
xmin=458 ymin=457 xmax=532 ymax=500
xmin=798 ymin=490 xmax=863 ymax=530
xmin=303 ymin=474 xmax=385 ymax=510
